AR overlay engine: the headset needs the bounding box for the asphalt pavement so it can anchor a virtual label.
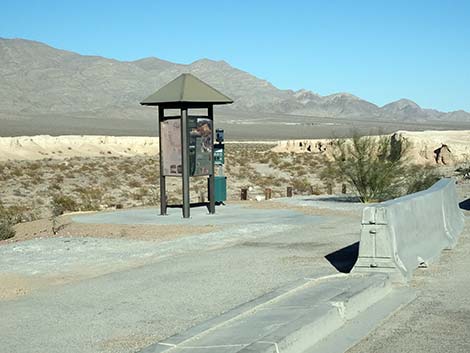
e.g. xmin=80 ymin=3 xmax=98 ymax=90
xmin=0 ymin=201 xmax=361 ymax=353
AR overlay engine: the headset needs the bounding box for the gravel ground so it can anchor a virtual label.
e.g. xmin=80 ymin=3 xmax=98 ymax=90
xmin=0 ymin=201 xmax=360 ymax=353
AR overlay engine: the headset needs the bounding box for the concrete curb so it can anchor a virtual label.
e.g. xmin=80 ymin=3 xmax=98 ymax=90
xmin=138 ymin=273 xmax=398 ymax=353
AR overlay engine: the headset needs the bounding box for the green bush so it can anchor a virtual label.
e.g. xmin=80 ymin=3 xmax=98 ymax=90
xmin=324 ymin=134 xmax=409 ymax=203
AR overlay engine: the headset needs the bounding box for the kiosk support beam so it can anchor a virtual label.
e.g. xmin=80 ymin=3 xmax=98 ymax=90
xmin=158 ymin=106 xmax=167 ymax=215
xmin=181 ymin=108 xmax=190 ymax=218
xmin=208 ymin=106 xmax=215 ymax=214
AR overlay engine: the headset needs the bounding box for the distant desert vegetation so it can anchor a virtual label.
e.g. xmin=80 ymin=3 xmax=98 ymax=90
xmin=0 ymin=131 xmax=469 ymax=228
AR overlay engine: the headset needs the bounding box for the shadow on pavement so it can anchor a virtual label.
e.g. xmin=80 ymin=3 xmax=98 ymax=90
xmin=304 ymin=196 xmax=362 ymax=203
xmin=168 ymin=202 xmax=210 ymax=209
xmin=325 ymin=242 xmax=359 ymax=273
xmin=459 ymin=199 xmax=470 ymax=211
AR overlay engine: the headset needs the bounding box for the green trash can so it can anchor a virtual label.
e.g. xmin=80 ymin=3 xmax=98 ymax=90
xmin=214 ymin=176 xmax=227 ymax=203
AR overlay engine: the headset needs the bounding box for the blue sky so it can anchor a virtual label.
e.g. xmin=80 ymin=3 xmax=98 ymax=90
xmin=1 ymin=0 xmax=469 ymax=112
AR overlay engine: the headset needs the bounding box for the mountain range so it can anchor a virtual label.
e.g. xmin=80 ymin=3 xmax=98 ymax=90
xmin=1 ymin=37 xmax=469 ymax=124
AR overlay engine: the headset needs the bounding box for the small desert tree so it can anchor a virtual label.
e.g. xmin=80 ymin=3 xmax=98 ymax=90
xmin=0 ymin=201 xmax=16 ymax=240
xmin=323 ymin=134 xmax=409 ymax=203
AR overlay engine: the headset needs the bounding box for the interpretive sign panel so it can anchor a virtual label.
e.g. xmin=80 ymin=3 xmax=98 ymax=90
xmin=189 ymin=117 xmax=212 ymax=176
xmin=161 ymin=118 xmax=182 ymax=176
xmin=161 ymin=116 xmax=212 ymax=176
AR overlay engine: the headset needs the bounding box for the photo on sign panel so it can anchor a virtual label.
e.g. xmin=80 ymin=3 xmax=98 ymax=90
xmin=189 ymin=116 xmax=212 ymax=176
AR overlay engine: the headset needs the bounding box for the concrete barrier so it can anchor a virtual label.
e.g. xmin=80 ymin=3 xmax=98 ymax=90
xmin=353 ymin=178 xmax=465 ymax=281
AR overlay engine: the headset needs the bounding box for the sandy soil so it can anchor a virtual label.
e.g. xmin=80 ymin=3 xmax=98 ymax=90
xmin=0 ymin=135 xmax=159 ymax=161
xmin=2 ymin=213 xmax=217 ymax=245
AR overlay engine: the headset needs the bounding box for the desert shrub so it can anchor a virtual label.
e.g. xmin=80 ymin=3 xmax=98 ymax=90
xmin=77 ymin=187 xmax=104 ymax=211
xmin=311 ymin=184 xmax=322 ymax=195
xmin=53 ymin=175 xmax=65 ymax=183
xmin=455 ymin=161 xmax=470 ymax=179
xmin=278 ymin=161 xmax=293 ymax=171
xmin=405 ymin=165 xmax=441 ymax=194
xmin=128 ymin=179 xmax=142 ymax=188
xmin=292 ymin=178 xmax=312 ymax=194
xmin=49 ymin=182 xmax=62 ymax=192
xmin=10 ymin=167 xmax=23 ymax=177
xmin=131 ymin=187 xmax=149 ymax=204
xmin=0 ymin=201 xmax=35 ymax=223
xmin=252 ymin=176 xmax=284 ymax=188
xmin=0 ymin=218 xmax=15 ymax=240
xmin=0 ymin=202 xmax=16 ymax=240
xmin=52 ymin=194 xmax=79 ymax=216
xmin=324 ymin=134 xmax=409 ymax=203
xmin=147 ymin=187 xmax=159 ymax=206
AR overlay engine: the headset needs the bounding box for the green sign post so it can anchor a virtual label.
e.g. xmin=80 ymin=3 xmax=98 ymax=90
xmin=214 ymin=144 xmax=225 ymax=165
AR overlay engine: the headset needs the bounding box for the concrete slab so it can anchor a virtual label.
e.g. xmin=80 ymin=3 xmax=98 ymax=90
xmin=273 ymin=195 xmax=370 ymax=212
xmin=71 ymin=204 xmax=324 ymax=226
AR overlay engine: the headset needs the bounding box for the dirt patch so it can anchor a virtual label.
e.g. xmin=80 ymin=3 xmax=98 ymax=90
xmin=1 ymin=215 xmax=217 ymax=245
xmin=0 ymin=273 xmax=70 ymax=301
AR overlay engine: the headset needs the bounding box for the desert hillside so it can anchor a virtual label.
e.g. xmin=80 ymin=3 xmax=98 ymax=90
xmin=1 ymin=38 xmax=470 ymax=124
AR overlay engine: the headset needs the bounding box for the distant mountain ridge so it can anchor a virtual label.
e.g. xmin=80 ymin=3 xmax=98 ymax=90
xmin=0 ymin=37 xmax=469 ymax=122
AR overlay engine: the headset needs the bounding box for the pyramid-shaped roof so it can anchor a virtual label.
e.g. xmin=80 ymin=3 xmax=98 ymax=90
xmin=140 ymin=73 xmax=233 ymax=106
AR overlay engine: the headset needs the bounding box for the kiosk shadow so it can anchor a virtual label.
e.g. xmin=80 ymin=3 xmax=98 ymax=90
xmin=168 ymin=202 xmax=210 ymax=211
xmin=325 ymin=241 xmax=359 ymax=273
xmin=304 ymin=196 xmax=362 ymax=203
xmin=167 ymin=202 xmax=224 ymax=212
xmin=460 ymin=199 xmax=470 ymax=211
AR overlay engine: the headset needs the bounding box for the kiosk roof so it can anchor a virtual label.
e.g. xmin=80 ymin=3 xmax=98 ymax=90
xmin=141 ymin=73 xmax=233 ymax=106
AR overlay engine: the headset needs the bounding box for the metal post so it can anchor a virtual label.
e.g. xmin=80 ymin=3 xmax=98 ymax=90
xmin=208 ymin=105 xmax=215 ymax=214
xmin=158 ymin=106 xmax=167 ymax=215
xmin=181 ymin=108 xmax=190 ymax=218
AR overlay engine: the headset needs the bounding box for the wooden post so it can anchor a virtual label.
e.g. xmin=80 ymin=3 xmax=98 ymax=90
xmin=265 ymin=188 xmax=272 ymax=200
xmin=181 ymin=108 xmax=190 ymax=218
xmin=241 ymin=188 xmax=248 ymax=200
xmin=287 ymin=186 xmax=293 ymax=197
xmin=342 ymin=183 xmax=347 ymax=194
xmin=208 ymin=105 xmax=215 ymax=214
xmin=327 ymin=182 xmax=333 ymax=195
xmin=158 ymin=106 xmax=167 ymax=215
